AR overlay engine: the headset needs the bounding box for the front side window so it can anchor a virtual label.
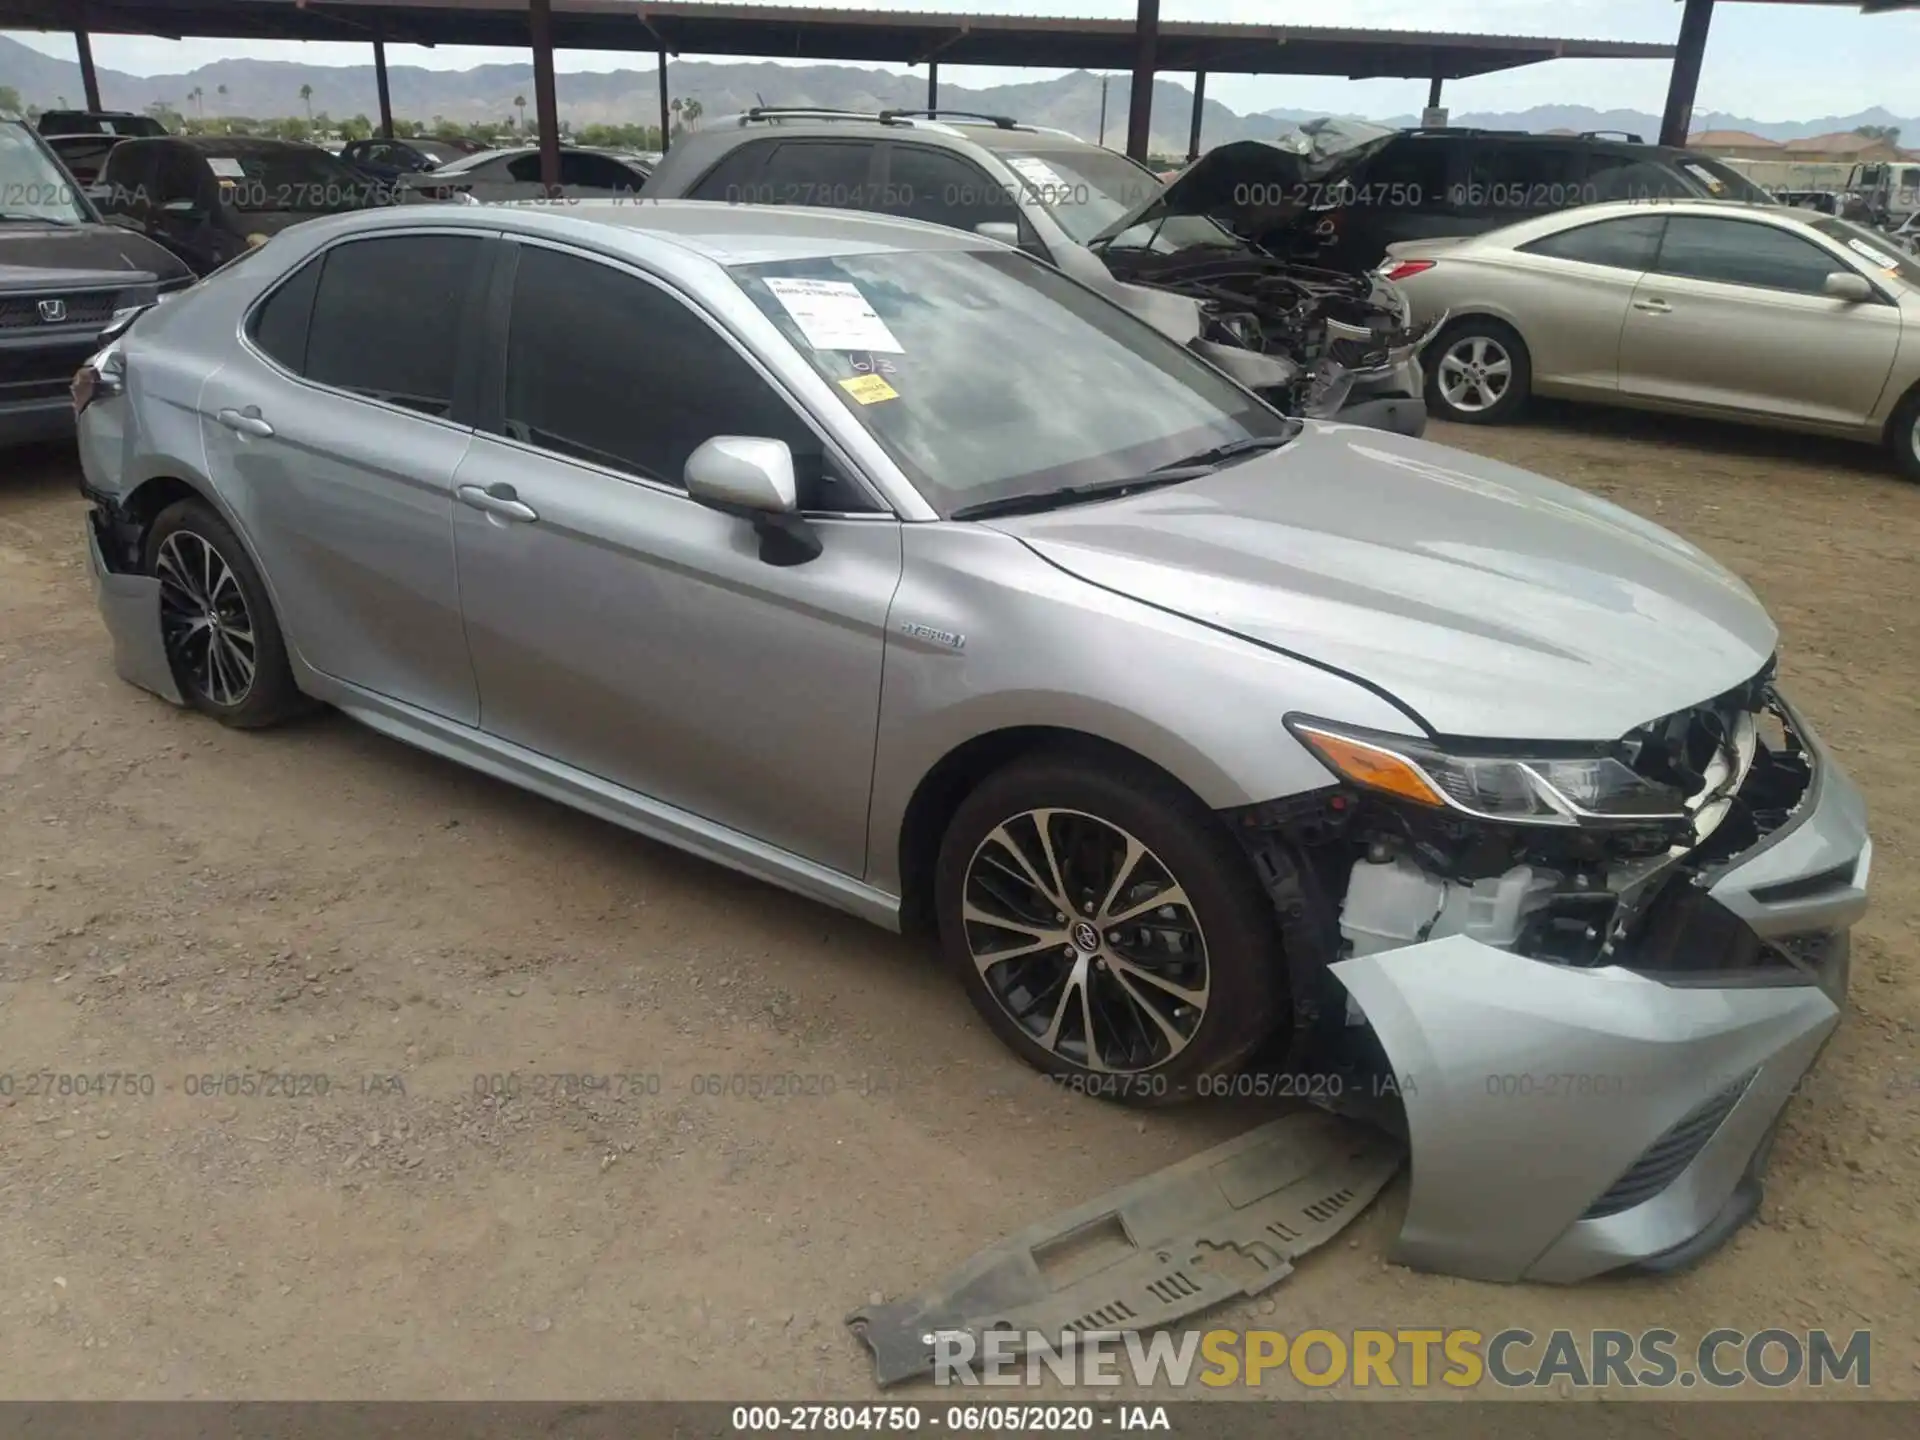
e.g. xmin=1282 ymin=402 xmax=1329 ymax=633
xmin=0 ymin=120 xmax=92 ymax=223
xmin=499 ymin=245 xmax=864 ymax=510
xmin=729 ymin=248 xmax=1289 ymax=517
xmin=1655 ymin=216 xmax=1846 ymax=295
xmin=302 ymin=234 xmax=485 ymax=415
xmin=1457 ymin=142 xmax=1587 ymax=215
xmin=1522 ymin=214 xmax=1666 ymax=271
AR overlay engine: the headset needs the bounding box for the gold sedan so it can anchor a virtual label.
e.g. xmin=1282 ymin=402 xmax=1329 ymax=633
xmin=1382 ymin=199 xmax=1920 ymax=479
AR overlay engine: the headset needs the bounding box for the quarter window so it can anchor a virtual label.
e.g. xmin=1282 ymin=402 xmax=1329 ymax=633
xmin=302 ymin=234 xmax=485 ymax=415
xmin=248 ymin=254 xmax=323 ymax=371
xmin=1521 ymin=215 xmax=1665 ymax=270
xmin=500 ymin=245 xmax=862 ymax=510
xmin=1654 ymin=217 xmax=1844 ymax=294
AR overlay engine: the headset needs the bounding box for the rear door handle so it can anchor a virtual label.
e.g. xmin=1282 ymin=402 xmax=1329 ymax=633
xmin=215 ymin=406 xmax=274 ymax=438
xmin=1632 ymin=298 xmax=1673 ymax=314
xmin=456 ymin=483 xmax=538 ymax=523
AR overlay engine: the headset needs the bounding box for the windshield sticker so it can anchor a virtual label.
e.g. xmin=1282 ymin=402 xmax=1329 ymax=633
xmin=1845 ymin=237 xmax=1899 ymax=271
xmin=839 ymin=374 xmax=899 ymax=405
xmin=206 ymin=157 xmax=247 ymax=179
xmin=1007 ymin=155 xmax=1071 ymax=198
xmin=1679 ymin=162 xmax=1726 ymax=195
xmin=763 ymin=277 xmax=904 ymax=353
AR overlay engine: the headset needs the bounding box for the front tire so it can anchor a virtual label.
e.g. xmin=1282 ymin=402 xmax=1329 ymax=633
xmin=146 ymin=498 xmax=305 ymax=728
xmin=1425 ymin=317 xmax=1531 ymax=424
xmin=934 ymin=751 xmax=1285 ymax=1105
xmin=1890 ymin=388 xmax=1920 ymax=482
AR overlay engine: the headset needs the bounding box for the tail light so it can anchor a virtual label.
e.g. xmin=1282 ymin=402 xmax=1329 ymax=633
xmin=1380 ymin=259 xmax=1436 ymax=282
xmin=72 ymin=337 xmax=130 ymax=417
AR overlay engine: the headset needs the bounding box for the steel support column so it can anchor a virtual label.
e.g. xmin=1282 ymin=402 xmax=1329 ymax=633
xmin=75 ymin=29 xmax=102 ymax=111
xmin=658 ymin=49 xmax=671 ymax=153
xmin=373 ymin=38 xmax=394 ymax=138
xmin=1125 ymin=0 xmax=1160 ymax=161
xmin=1186 ymin=70 xmax=1206 ymax=162
xmin=529 ymin=0 xmax=562 ymax=191
xmin=1427 ymin=75 xmax=1443 ymax=110
xmin=1660 ymin=0 xmax=1715 ymax=148
xmin=928 ymin=61 xmax=939 ymax=111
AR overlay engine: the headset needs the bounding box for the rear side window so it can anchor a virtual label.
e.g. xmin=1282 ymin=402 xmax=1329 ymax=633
xmin=1583 ymin=156 xmax=1691 ymax=202
xmin=1357 ymin=139 xmax=1451 ymax=213
xmin=1456 ymin=142 xmax=1588 ymax=215
xmin=1654 ymin=217 xmax=1842 ymax=295
xmin=753 ymin=141 xmax=876 ymax=208
xmin=302 ymin=234 xmax=485 ymax=415
xmin=1521 ymin=214 xmax=1665 ymax=271
xmin=248 ymin=255 xmax=323 ymax=371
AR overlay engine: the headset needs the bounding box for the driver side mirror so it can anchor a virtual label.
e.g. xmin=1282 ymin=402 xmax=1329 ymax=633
xmin=684 ymin=436 xmax=822 ymax=567
xmin=1823 ymin=271 xmax=1874 ymax=302
xmin=973 ymin=220 xmax=1020 ymax=246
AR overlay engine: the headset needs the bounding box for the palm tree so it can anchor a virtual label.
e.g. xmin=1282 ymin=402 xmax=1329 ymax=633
xmin=299 ymin=83 xmax=313 ymax=122
xmin=216 ymin=82 xmax=229 ymax=131
xmin=681 ymin=98 xmax=703 ymax=130
xmin=670 ymin=96 xmax=683 ymax=135
xmin=188 ymin=86 xmax=203 ymax=118
xmin=514 ymin=94 xmax=526 ymax=133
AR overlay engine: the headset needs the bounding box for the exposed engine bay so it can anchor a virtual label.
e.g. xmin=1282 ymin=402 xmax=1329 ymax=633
xmin=1229 ymin=662 xmax=1826 ymax=1090
xmin=1100 ymin=248 xmax=1441 ymax=419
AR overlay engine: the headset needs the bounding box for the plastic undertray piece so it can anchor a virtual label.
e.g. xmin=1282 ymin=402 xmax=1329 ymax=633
xmin=847 ymin=1108 xmax=1403 ymax=1386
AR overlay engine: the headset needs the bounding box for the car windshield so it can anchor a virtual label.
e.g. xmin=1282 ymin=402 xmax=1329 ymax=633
xmin=1810 ymin=215 xmax=1920 ymax=286
xmin=0 ymin=120 xmax=91 ymax=223
xmin=996 ymin=145 xmax=1166 ymax=244
xmin=40 ymin=113 xmax=165 ymax=137
xmin=729 ymin=247 xmax=1289 ymax=517
xmin=204 ymin=145 xmax=381 ymax=212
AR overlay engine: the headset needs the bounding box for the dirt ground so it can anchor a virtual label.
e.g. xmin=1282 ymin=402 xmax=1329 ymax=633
xmin=1 ymin=403 xmax=1916 ymax=1401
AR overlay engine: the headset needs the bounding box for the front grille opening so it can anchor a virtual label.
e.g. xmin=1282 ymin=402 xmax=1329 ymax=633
xmin=0 ymin=292 xmax=121 ymax=329
xmin=1582 ymin=1070 xmax=1756 ymax=1219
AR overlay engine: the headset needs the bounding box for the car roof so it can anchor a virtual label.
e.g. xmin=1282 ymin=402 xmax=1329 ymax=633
xmin=285 ymin=197 xmax=996 ymax=266
xmin=176 ymin=135 xmax=326 ymax=154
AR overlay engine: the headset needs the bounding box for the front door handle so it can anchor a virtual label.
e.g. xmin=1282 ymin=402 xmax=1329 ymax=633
xmin=456 ymin=483 xmax=538 ymax=523
xmin=1631 ymin=298 xmax=1673 ymax=314
xmin=215 ymin=406 xmax=274 ymax=438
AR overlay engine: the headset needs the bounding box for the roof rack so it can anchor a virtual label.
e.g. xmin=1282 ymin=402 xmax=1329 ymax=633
xmin=738 ymin=106 xmax=882 ymax=125
xmin=876 ymin=108 xmax=1020 ymax=129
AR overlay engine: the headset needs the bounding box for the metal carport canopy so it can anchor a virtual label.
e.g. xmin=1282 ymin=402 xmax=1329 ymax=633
xmin=5 ymin=2 xmax=1673 ymax=78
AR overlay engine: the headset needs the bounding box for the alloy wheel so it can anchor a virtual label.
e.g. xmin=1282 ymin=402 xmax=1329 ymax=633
xmin=1437 ymin=335 xmax=1513 ymax=413
xmin=156 ymin=530 xmax=257 ymax=707
xmin=962 ymin=808 xmax=1210 ymax=1073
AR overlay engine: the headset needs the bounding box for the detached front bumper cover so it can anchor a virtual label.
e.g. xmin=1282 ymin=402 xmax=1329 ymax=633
xmin=87 ymin=514 xmax=184 ymax=706
xmin=1331 ymin=734 xmax=1868 ymax=1284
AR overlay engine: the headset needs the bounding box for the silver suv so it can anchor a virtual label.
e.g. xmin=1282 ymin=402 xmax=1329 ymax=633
xmin=642 ymin=108 xmax=1432 ymax=436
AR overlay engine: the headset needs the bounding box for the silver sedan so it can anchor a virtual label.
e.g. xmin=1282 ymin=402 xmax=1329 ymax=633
xmin=1383 ymin=198 xmax=1920 ymax=479
xmin=75 ymin=201 xmax=1869 ymax=1283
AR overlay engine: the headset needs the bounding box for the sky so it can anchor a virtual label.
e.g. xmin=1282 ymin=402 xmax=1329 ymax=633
xmin=6 ymin=1 xmax=1918 ymax=122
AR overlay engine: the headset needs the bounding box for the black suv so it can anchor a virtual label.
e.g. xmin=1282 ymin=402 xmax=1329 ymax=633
xmin=1257 ymin=127 xmax=1776 ymax=272
xmin=1 ymin=116 xmax=193 ymax=446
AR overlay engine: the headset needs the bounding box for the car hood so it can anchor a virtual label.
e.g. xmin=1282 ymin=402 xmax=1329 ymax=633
xmin=1090 ymin=136 xmax=1388 ymax=252
xmin=984 ymin=425 xmax=1777 ymax=742
xmin=0 ymin=221 xmax=193 ymax=285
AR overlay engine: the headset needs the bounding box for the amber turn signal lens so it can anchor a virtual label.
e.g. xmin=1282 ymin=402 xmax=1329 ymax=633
xmin=1295 ymin=727 xmax=1447 ymax=808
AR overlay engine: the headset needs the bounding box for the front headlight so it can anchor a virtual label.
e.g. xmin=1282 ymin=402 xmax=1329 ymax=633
xmin=1288 ymin=718 xmax=1689 ymax=826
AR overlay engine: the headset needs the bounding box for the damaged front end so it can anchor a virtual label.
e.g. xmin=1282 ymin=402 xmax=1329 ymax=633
xmin=1087 ymin=139 xmax=1436 ymax=435
xmin=1230 ymin=666 xmax=1869 ymax=1282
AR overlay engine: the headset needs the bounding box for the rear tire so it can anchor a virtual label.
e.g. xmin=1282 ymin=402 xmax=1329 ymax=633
xmin=1890 ymin=388 xmax=1920 ymax=482
xmin=1425 ymin=317 xmax=1531 ymax=425
xmin=934 ymin=750 xmax=1285 ymax=1106
xmin=145 ymin=498 xmax=306 ymax=728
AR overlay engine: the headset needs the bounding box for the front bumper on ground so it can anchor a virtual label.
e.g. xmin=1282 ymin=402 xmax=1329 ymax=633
xmin=86 ymin=514 xmax=184 ymax=706
xmin=1332 ymin=737 xmax=1869 ymax=1284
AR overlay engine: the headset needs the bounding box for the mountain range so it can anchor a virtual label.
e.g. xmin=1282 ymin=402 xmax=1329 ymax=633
xmin=2 ymin=35 xmax=1913 ymax=155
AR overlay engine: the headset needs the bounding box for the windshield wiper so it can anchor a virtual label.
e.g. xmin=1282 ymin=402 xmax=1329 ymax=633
xmin=1152 ymin=433 xmax=1294 ymax=471
xmin=950 ymin=469 xmax=1215 ymax=522
xmin=0 ymin=211 xmax=75 ymax=225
